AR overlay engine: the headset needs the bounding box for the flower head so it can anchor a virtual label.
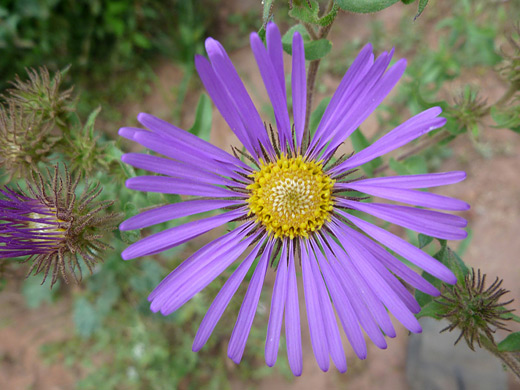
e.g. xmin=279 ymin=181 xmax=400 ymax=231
xmin=0 ymin=165 xmax=119 ymax=286
xmin=119 ymin=23 xmax=469 ymax=375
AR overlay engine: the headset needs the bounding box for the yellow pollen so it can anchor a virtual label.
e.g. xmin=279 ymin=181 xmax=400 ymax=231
xmin=246 ymin=155 xmax=335 ymax=239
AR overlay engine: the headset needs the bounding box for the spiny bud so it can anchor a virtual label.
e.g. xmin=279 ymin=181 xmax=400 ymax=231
xmin=437 ymin=268 xmax=515 ymax=351
xmin=4 ymin=66 xmax=74 ymax=127
xmin=0 ymin=103 xmax=59 ymax=179
xmin=0 ymin=165 xmax=121 ymax=287
xmin=497 ymin=24 xmax=520 ymax=87
xmin=448 ymin=87 xmax=488 ymax=137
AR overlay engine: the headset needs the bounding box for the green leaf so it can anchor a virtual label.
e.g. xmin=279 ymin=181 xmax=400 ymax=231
xmin=83 ymin=106 xmax=102 ymax=138
xmin=309 ymin=97 xmax=331 ymax=135
xmin=74 ymin=297 xmax=101 ymax=338
xmin=350 ymin=128 xmax=382 ymax=176
xmin=502 ymin=312 xmax=520 ymax=323
xmin=282 ymin=25 xmax=332 ymax=61
xmin=289 ymin=0 xmax=320 ymax=25
xmin=189 ymin=93 xmax=212 ymax=142
xmin=497 ymin=332 xmax=520 ymax=352
xmin=262 ymin=0 xmax=275 ymax=23
xmin=389 ymin=156 xmax=427 ymax=175
xmin=415 ymin=270 xmax=442 ymax=308
xmin=415 ymin=0 xmax=429 ymax=19
xmin=491 ymin=106 xmax=520 ymax=133
xmin=401 ymin=0 xmax=416 ymax=4
xmin=435 ymin=245 xmax=470 ymax=282
xmin=418 ymin=233 xmax=434 ymax=249
xmin=416 ymin=299 xmax=449 ymax=319
xmin=335 ymin=0 xmax=400 ymax=13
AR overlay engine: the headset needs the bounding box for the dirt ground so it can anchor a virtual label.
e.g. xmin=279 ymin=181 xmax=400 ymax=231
xmin=1 ymin=1 xmax=520 ymax=389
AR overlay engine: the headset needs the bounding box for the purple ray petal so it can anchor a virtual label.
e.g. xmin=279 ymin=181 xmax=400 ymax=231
xmin=331 ymin=107 xmax=445 ymax=173
xmin=228 ymin=240 xmax=274 ymax=364
xmin=267 ymin=22 xmax=286 ymax=99
xmin=291 ymin=31 xmax=306 ymax=148
xmin=195 ymin=54 xmax=259 ymax=157
xmin=149 ymin=223 xmax=254 ymax=302
xmin=337 ymin=200 xmax=467 ymax=240
xmin=338 ymin=183 xmax=470 ymax=211
xmin=125 ymin=176 xmax=243 ymax=198
xmin=192 ymin=237 xmax=265 ymax=351
xmin=301 ymin=240 xmax=330 ymax=372
xmin=324 ymin=234 xmax=396 ymax=339
xmin=330 ymin=220 xmax=422 ymax=332
xmin=350 ymin=171 xmax=467 ymax=189
xmin=250 ymin=32 xmax=292 ymax=153
xmin=265 ymin=241 xmax=288 ymax=367
xmin=285 ymin=240 xmax=303 ymax=376
xmin=339 ymin=213 xmax=457 ymax=284
xmin=157 ymin=231 xmax=259 ymax=316
xmin=121 ymin=153 xmax=238 ymax=187
xmin=347 ymin=230 xmax=441 ymax=296
xmin=136 ymin=113 xmax=245 ymax=167
xmin=313 ymin=236 xmax=367 ymax=359
xmin=122 ymin=208 xmax=246 ymax=260
xmin=120 ymin=199 xmax=243 ymax=231
xmin=204 ymin=38 xmax=274 ymax=157
xmin=308 ymin=240 xmax=347 ymax=373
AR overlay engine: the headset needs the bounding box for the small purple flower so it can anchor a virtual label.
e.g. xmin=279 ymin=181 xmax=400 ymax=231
xmin=119 ymin=23 xmax=469 ymax=375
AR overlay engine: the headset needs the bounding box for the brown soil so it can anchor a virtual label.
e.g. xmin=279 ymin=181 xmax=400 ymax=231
xmin=2 ymin=1 xmax=520 ymax=390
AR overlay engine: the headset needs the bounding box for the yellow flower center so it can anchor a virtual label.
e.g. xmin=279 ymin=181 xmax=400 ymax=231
xmin=246 ymin=155 xmax=334 ymax=239
xmin=28 ymin=211 xmax=67 ymax=244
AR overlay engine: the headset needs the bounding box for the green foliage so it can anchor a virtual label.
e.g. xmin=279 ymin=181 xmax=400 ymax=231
xmin=350 ymin=128 xmax=383 ymax=176
xmin=189 ymin=93 xmax=213 ymax=142
xmin=335 ymin=0 xmax=400 ymax=14
xmin=281 ymin=25 xmax=332 ymax=61
xmin=497 ymin=332 xmax=520 ymax=352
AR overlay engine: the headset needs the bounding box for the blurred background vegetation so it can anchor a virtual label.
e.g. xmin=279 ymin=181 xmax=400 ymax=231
xmin=1 ymin=0 xmax=519 ymax=389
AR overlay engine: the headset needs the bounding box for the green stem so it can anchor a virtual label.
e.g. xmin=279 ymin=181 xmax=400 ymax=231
xmin=480 ymin=335 xmax=520 ymax=380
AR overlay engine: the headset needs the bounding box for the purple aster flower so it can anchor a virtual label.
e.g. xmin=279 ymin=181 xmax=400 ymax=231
xmin=0 ymin=166 xmax=118 ymax=286
xmin=119 ymin=22 xmax=469 ymax=375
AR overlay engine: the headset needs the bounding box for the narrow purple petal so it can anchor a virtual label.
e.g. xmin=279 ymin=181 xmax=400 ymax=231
xmin=350 ymin=171 xmax=467 ymax=189
xmin=120 ymin=199 xmax=243 ymax=231
xmin=125 ymin=176 xmax=243 ymax=198
xmin=349 ymin=230 xmax=441 ymax=296
xmin=265 ymin=242 xmax=288 ymax=367
xmin=119 ymin=127 xmax=139 ymax=140
xmin=337 ymin=200 xmax=467 ymax=240
xmin=195 ymin=54 xmax=258 ymax=156
xmin=121 ymin=153 xmax=238 ymax=187
xmin=291 ymin=31 xmax=306 ymax=148
xmin=330 ymin=220 xmax=422 ymax=332
xmin=285 ymin=240 xmax=303 ymax=376
xmin=339 ymin=183 xmax=470 ymax=211
xmin=301 ymin=240 xmax=329 ymax=372
xmin=331 ymin=107 xmax=445 ymax=173
xmin=266 ymin=22 xmax=286 ymax=99
xmin=339 ymin=213 xmax=457 ymax=284
xmin=204 ymin=38 xmax=274 ymax=157
xmin=122 ymin=208 xmax=246 ymax=260
xmin=148 ymin=223 xmax=254 ymax=301
xmin=157 ymin=232 xmax=259 ymax=316
xmin=136 ymin=113 xmax=245 ymax=167
xmin=192 ymin=237 xmax=265 ymax=351
xmin=322 ymin=235 xmax=396 ymax=338
xmin=228 ymin=240 xmax=273 ymax=363
xmin=313 ymin=236 xmax=367 ymax=359
xmin=250 ymin=32 xmax=292 ymax=152
xmin=308 ymin=240 xmax=347 ymax=373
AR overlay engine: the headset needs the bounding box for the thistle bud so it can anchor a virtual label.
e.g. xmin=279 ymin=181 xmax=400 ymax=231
xmin=498 ymin=25 xmax=520 ymax=87
xmin=4 ymin=67 xmax=74 ymax=127
xmin=0 ymin=165 xmax=121 ymax=286
xmin=438 ymin=268 xmax=515 ymax=351
xmin=0 ymin=103 xmax=59 ymax=179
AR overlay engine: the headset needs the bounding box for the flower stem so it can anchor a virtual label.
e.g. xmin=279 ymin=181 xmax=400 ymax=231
xmin=480 ymin=335 xmax=520 ymax=380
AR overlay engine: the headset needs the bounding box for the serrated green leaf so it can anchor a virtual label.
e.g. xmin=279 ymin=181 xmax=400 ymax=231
xmin=74 ymin=297 xmax=100 ymax=338
xmin=309 ymin=97 xmax=331 ymax=134
xmin=497 ymin=332 xmax=520 ymax=352
xmin=350 ymin=128 xmax=382 ymax=176
xmin=189 ymin=93 xmax=212 ymax=142
xmin=335 ymin=0 xmax=400 ymax=13
xmin=415 ymin=0 xmax=429 ymax=19
xmin=418 ymin=233 xmax=434 ymax=249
